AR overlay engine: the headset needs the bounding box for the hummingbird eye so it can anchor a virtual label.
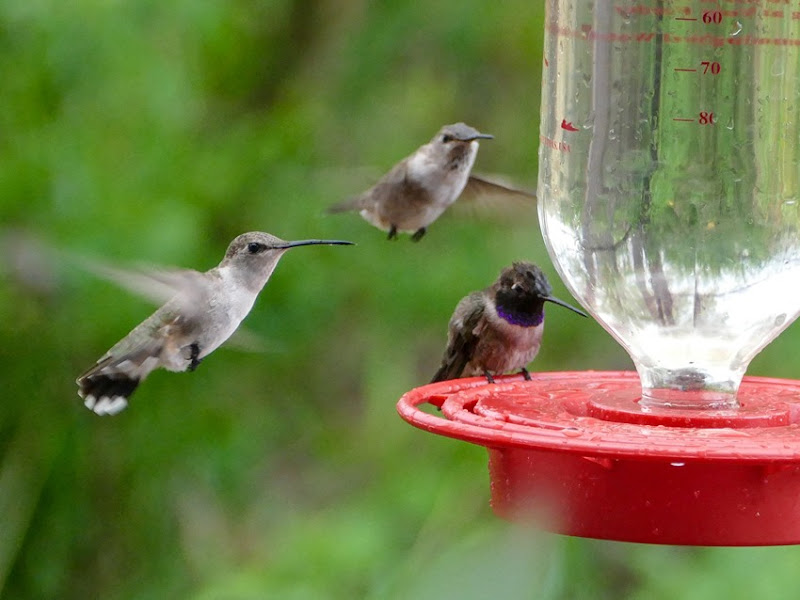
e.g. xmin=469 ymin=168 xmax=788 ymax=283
xmin=247 ymin=242 xmax=265 ymax=254
xmin=441 ymin=134 xmax=453 ymax=143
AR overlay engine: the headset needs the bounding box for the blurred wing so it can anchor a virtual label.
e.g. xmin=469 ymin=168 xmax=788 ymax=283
xmin=79 ymin=257 xmax=209 ymax=307
xmin=224 ymin=328 xmax=284 ymax=354
xmin=81 ymin=260 xmax=273 ymax=354
xmin=450 ymin=174 xmax=537 ymax=221
xmin=430 ymin=295 xmax=485 ymax=383
xmin=0 ymin=228 xmax=60 ymax=295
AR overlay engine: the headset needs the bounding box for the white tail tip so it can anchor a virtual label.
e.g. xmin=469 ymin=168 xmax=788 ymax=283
xmin=84 ymin=395 xmax=129 ymax=416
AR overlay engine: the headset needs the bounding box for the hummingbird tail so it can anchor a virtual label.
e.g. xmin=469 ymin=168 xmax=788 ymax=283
xmin=76 ymin=350 xmax=161 ymax=415
xmin=325 ymin=196 xmax=366 ymax=214
xmin=431 ymin=309 xmax=480 ymax=383
xmin=430 ymin=353 xmax=469 ymax=383
xmin=77 ymin=373 xmax=139 ymax=415
xmin=429 ymin=366 xmax=450 ymax=383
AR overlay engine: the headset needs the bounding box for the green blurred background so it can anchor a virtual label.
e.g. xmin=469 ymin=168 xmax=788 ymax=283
xmin=3 ymin=1 xmax=800 ymax=598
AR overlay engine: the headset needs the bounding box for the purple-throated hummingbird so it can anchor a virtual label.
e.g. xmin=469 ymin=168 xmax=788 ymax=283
xmin=431 ymin=262 xmax=587 ymax=383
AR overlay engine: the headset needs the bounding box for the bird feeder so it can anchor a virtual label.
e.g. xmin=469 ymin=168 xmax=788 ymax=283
xmin=397 ymin=0 xmax=800 ymax=545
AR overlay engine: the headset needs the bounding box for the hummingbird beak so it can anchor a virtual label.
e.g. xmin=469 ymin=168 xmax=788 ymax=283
xmin=279 ymin=239 xmax=355 ymax=249
xmin=544 ymin=295 xmax=588 ymax=318
xmin=466 ymin=132 xmax=494 ymax=141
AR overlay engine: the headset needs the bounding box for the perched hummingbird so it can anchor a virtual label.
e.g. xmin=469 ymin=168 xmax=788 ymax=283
xmin=76 ymin=232 xmax=354 ymax=415
xmin=327 ymin=122 xmax=533 ymax=241
xmin=430 ymin=262 xmax=587 ymax=383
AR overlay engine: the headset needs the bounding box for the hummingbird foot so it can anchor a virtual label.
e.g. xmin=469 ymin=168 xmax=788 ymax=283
xmin=483 ymin=370 xmax=496 ymax=384
xmin=411 ymin=227 xmax=427 ymax=242
xmin=387 ymin=225 xmax=398 ymax=240
xmin=521 ymin=367 xmax=532 ymax=381
xmin=187 ymin=343 xmax=202 ymax=372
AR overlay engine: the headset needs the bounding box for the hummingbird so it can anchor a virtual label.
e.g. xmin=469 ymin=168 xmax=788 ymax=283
xmin=430 ymin=262 xmax=587 ymax=384
xmin=327 ymin=122 xmax=533 ymax=241
xmin=76 ymin=232 xmax=354 ymax=415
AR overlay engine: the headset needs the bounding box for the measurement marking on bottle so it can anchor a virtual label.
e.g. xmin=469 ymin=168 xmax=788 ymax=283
xmin=673 ymin=10 xmax=723 ymax=23
xmin=673 ymin=113 xmax=716 ymax=125
xmin=675 ymin=62 xmax=720 ymax=75
xmin=699 ymin=111 xmax=715 ymax=125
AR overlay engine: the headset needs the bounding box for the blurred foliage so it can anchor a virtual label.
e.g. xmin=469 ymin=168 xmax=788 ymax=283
xmin=1 ymin=1 xmax=800 ymax=599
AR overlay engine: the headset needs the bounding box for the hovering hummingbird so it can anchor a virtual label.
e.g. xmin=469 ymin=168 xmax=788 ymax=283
xmin=327 ymin=122 xmax=534 ymax=241
xmin=430 ymin=262 xmax=587 ymax=383
xmin=76 ymin=232 xmax=354 ymax=415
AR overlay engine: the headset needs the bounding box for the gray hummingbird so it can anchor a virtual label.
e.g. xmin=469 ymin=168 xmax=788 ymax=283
xmin=76 ymin=231 xmax=354 ymax=415
xmin=327 ymin=122 xmax=533 ymax=241
xmin=430 ymin=262 xmax=587 ymax=384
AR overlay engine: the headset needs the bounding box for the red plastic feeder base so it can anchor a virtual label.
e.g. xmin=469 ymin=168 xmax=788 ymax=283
xmin=396 ymin=371 xmax=800 ymax=546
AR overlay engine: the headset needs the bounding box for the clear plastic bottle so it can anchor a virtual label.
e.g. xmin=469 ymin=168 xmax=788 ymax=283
xmin=538 ymin=0 xmax=800 ymax=409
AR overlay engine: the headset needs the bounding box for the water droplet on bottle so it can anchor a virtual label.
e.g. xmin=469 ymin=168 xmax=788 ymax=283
xmin=730 ymin=21 xmax=743 ymax=37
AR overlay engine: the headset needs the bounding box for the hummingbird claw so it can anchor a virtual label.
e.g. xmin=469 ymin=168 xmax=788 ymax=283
xmin=521 ymin=367 xmax=532 ymax=381
xmin=187 ymin=343 xmax=202 ymax=372
xmin=411 ymin=227 xmax=427 ymax=242
xmin=483 ymin=370 xmax=496 ymax=384
xmin=387 ymin=225 xmax=398 ymax=240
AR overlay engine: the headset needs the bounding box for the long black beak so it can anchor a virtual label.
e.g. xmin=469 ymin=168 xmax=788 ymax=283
xmin=544 ymin=295 xmax=588 ymax=318
xmin=280 ymin=239 xmax=355 ymax=249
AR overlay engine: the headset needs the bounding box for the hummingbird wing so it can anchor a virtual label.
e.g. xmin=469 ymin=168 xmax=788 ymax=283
xmin=450 ymin=175 xmax=537 ymax=220
xmin=79 ymin=258 xmax=210 ymax=306
xmin=79 ymin=259 xmax=267 ymax=353
xmin=430 ymin=293 xmax=485 ymax=383
xmin=461 ymin=175 xmax=537 ymax=202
